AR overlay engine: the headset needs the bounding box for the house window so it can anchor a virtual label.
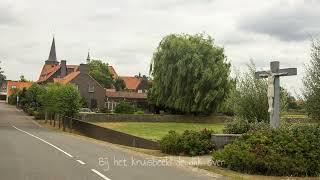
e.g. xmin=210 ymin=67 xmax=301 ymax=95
xmin=138 ymin=89 xmax=142 ymax=93
xmin=88 ymin=84 xmax=95 ymax=92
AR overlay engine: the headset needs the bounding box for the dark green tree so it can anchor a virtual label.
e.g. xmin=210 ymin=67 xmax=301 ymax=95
xmin=149 ymin=33 xmax=231 ymax=114
xmin=25 ymin=83 xmax=45 ymax=109
xmin=19 ymin=75 xmax=27 ymax=82
xmin=114 ymin=78 xmax=126 ymax=91
xmin=303 ymin=39 xmax=320 ymax=119
xmin=0 ymin=61 xmax=6 ymax=87
xmin=88 ymin=60 xmax=113 ymax=88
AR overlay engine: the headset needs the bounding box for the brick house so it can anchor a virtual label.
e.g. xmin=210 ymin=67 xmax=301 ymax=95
xmin=37 ymin=37 xmax=105 ymax=109
xmin=3 ymin=80 xmax=33 ymax=102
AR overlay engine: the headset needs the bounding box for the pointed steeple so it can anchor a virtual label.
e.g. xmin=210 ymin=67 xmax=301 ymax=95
xmin=48 ymin=37 xmax=57 ymax=61
xmin=86 ymin=50 xmax=91 ymax=64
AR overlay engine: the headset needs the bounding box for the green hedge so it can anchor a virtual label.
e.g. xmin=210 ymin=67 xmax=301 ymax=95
xmin=159 ymin=129 xmax=214 ymax=156
xmin=213 ymin=124 xmax=320 ymax=176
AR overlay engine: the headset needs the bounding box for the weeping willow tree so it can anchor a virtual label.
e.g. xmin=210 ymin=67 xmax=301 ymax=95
xmin=149 ymin=33 xmax=231 ymax=114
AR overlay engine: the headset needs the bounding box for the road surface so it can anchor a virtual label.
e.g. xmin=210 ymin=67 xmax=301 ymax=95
xmin=0 ymin=101 xmax=219 ymax=180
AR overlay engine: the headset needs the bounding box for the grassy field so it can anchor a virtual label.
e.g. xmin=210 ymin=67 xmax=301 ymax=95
xmin=95 ymin=122 xmax=225 ymax=141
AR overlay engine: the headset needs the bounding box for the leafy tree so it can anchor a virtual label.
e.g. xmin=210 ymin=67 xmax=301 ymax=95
xmin=25 ymin=83 xmax=45 ymax=110
xmin=39 ymin=83 xmax=61 ymax=115
xmin=226 ymin=61 xmax=289 ymax=123
xmin=88 ymin=60 xmax=113 ymax=88
xmin=0 ymin=61 xmax=6 ymax=86
xmin=19 ymin=75 xmax=27 ymax=82
xmin=303 ymin=39 xmax=320 ymax=119
xmin=149 ymin=33 xmax=231 ymax=114
xmin=114 ymin=77 xmax=126 ymax=91
xmin=56 ymin=84 xmax=82 ymax=117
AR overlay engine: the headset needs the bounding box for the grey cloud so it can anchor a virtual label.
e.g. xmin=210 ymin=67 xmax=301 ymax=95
xmin=238 ymin=1 xmax=320 ymax=41
xmin=0 ymin=5 xmax=20 ymax=26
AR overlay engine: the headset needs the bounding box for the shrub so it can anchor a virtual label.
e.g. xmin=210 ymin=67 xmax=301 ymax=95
xmin=159 ymin=129 xmax=215 ymax=156
xmin=223 ymin=117 xmax=269 ymax=134
xmin=159 ymin=131 xmax=183 ymax=155
xmin=8 ymin=93 xmax=18 ymax=105
xmin=212 ymin=124 xmax=320 ymax=176
xmin=114 ymin=101 xmax=134 ymax=114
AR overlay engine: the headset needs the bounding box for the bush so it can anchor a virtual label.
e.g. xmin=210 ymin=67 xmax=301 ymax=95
xmin=159 ymin=131 xmax=183 ymax=155
xmin=8 ymin=93 xmax=18 ymax=105
xmin=223 ymin=117 xmax=269 ymax=134
xmin=159 ymin=129 xmax=215 ymax=156
xmin=213 ymin=124 xmax=320 ymax=176
xmin=114 ymin=101 xmax=134 ymax=114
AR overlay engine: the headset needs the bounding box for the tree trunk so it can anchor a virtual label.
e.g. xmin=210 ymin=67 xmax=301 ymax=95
xmin=62 ymin=116 xmax=65 ymax=131
xmin=45 ymin=111 xmax=48 ymax=124
xmin=69 ymin=117 xmax=73 ymax=133
xmin=58 ymin=115 xmax=61 ymax=129
xmin=53 ymin=113 xmax=56 ymax=127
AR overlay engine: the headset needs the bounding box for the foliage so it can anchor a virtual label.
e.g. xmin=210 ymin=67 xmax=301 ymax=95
xmin=0 ymin=61 xmax=6 ymax=86
xmin=149 ymin=33 xmax=231 ymax=114
xmin=114 ymin=77 xmax=126 ymax=91
xmin=213 ymin=124 xmax=320 ymax=176
xmin=8 ymin=93 xmax=18 ymax=105
xmin=114 ymin=101 xmax=135 ymax=114
xmin=56 ymin=84 xmax=82 ymax=117
xmin=89 ymin=60 xmax=113 ymax=88
xmin=25 ymin=83 xmax=45 ymax=110
xmin=303 ymin=39 xmax=320 ymax=120
xmin=223 ymin=117 xmax=269 ymax=134
xmin=19 ymin=75 xmax=27 ymax=82
xmin=159 ymin=129 xmax=215 ymax=156
xmin=39 ymin=83 xmax=61 ymax=115
xmin=225 ymin=61 xmax=289 ymax=123
xmin=159 ymin=131 xmax=183 ymax=155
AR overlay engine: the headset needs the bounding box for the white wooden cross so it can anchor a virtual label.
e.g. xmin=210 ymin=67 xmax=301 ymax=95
xmin=255 ymin=61 xmax=297 ymax=128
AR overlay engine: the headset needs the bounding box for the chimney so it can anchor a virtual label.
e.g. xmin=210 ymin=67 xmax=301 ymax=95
xmin=60 ymin=60 xmax=67 ymax=77
xmin=79 ymin=63 xmax=89 ymax=74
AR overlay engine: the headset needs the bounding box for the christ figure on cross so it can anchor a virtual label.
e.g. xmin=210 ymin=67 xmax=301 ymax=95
xmin=255 ymin=61 xmax=297 ymax=128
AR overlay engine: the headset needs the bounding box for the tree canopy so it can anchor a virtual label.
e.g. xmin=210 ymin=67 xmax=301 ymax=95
xmin=149 ymin=33 xmax=231 ymax=114
xmin=0 ymin=61 xmax=6 ymax=86
xmin=114 ymin=77 xmax=126 ymax=91
xmin=88 ymin=60 xmax=113 ymax=88
xmin=303 ymin=39 xmax=320 ymax=119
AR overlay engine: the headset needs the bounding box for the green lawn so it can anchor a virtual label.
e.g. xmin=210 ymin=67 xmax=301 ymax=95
xmin=95 ymin=122 xmax=225 ymax=141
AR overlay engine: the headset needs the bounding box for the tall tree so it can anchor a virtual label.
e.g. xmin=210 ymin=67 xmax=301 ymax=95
xmin=149 ymin=33 xmax=231 ymax=114
xmin=0 ymin=61 xmax=6 ymax=86
xmin=114 ymin=78 xmax=126 ymax=91
xmin=303 ymin=39 xmax=320 ymax=119
xmin=88 ymin=60 xmax=113 ymax=88
xmin=19 ymin=75 xmax=27 ymax=82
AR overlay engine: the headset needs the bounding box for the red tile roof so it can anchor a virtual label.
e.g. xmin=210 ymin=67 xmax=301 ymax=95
xmin=53 ymin=71 xmax=80 ymax=85
xmin=7 ymin=81 xmax=33 ymax=97
xmin=106 ymin=90 xmax=147 ymax=99
xmin=38 ymin=64 xmax=60 ymax=83
xmin=121 ymin=76 xmax=141 ymax=90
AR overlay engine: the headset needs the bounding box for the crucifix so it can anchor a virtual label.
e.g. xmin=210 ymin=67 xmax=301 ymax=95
xmin=255 ymin=61 xmax=297 ymax=128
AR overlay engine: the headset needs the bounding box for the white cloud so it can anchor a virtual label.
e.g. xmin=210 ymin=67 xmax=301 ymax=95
xmin=0 ymin=0 xmax=315 ymax=96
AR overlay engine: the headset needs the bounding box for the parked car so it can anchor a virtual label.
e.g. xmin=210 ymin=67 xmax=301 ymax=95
xmin=79 ymin=108 xmax=93 ymax=113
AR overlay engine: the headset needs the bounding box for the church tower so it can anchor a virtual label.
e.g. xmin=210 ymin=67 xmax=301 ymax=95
xmin=86 ymin=51 xmax=91 ymax=64
xmin=45 ymin=37 xmax=59 ymax=65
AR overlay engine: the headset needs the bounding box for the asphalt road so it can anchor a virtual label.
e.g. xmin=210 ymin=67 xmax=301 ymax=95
xmin=0 ymin=101 xmax=219 ymax=180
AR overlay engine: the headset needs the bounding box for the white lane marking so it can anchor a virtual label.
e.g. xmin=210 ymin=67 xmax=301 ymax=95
xmin=12 ymin=125 xmax=73 ymax=158
xmin=76 ymin=160 xmax=86 ymax=165
xmin=91 ymin=169 xmax=112 ymax=180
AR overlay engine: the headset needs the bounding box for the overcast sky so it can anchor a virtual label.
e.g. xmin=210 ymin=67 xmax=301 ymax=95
xmin=1 ymin=0 xmax=319 ymax=96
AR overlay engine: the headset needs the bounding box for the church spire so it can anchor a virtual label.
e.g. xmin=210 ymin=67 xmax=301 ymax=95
xmin=86 ymin=50 xmax=91 ymax=64
xmin=45 ymin=36 xmax=58 ymax=65
xmin=48 ymin=36 xmax=57 ymax=61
